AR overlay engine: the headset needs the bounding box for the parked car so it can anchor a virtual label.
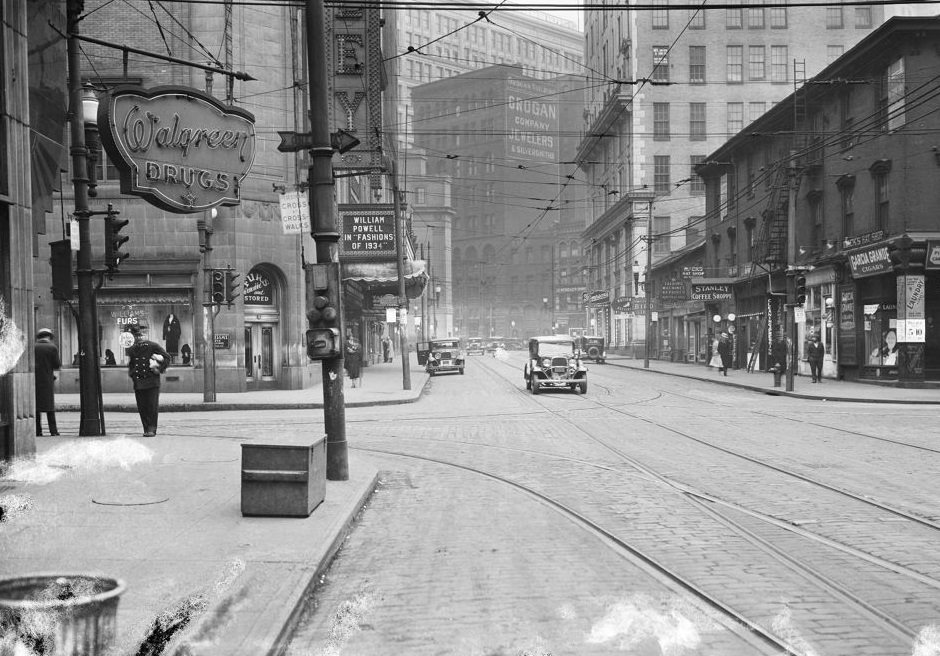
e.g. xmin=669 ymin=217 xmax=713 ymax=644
xmin=523 ymin=335 xmax=587 ymax=394
xmin=579 ymin=335 xmax=606 ymax=364
xmin=417 ymin=338 xmax=465 ymax=376
xmin=466 ymin=339 xmax=485 ymax=356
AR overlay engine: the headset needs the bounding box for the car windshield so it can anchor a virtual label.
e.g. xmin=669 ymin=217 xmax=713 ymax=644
xmin=536 ymin=341 xmax=574 ymax=358
xmin=431 ymin=341 xmax=459 ymax=350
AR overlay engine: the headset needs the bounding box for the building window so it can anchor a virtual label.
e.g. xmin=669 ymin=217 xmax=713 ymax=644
xmin=826 ymin=45 xmax=844 ymax=65
xmin=748 ymin=2 xmax=765 ymax=29
xmin=885 ymin=57 xmax=906 ymax=131
xmin=727 ymin=46 xmax=743 ymax=83
xmin=726 ymin=0 xmax=743 ymax=28
xmin=654 ymin=103 xmax=671 ymax=140
xmin=415 ymin=187 xmax=427 ymax=204
xmin=654 ymin=155 xmax=671 ymax=195
xmin=653 ymin=215 xmax=670 ymax=254
xmin=690 ymin=155 xmax=706 ymax=194
xmin=749 ymin=102 xmax=766 ymax=123
xmin=687 ymin=220 xmax=702 ymax=241
xmin=689 ymin=103 xmax=706 ymax=141
xmin=855 ymin=6 xmax=872 ymax=28
xmin=840 ymin=90 xmax=855 ymax=150
xmin=652 ymin=46 xmax=670 ymax=82
xmin=770 ymin=1 xmax=787 ymax=28
xmin=745 ymin=220 xmax=755 ymax=261
xmin=871 ymin=161 xmax=891 ymax=230
xmin=749 ymin=46 xmax=765 ymax=80
xmin=770 ymin=45 xmax=788 ymax=82
xmin=689 ymin=9 xmax=706 ymax=29
xmin=727 ymin=102 xmax=744 ymax=136
xmin=652 ymin=0 xmax=668 ymax=28
xmin=837 ymin=175 xmax=855 ymax=238
xmin=689 ymin=46 xmax=706 ymax=83
xmin=826 ymin=6 xmax=843 ymax=29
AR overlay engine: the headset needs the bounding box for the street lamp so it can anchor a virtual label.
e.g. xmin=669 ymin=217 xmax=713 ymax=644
xmin=629 ymin=190 xmax=656 ymax=370
xmin=67 ymin=2 xmax=105 ymax=435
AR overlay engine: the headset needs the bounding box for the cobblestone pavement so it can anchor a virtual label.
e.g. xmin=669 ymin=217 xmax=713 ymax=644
xmin=280 ymin=354 xmax=940 ymax=656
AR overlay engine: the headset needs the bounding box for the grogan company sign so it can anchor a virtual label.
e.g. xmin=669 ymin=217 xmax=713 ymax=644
xmin=99 ymin=85 xmax=256 ymax=214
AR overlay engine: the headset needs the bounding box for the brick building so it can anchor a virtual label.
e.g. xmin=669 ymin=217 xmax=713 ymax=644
xmin=697 ymin=16 xmax=940 ymax=383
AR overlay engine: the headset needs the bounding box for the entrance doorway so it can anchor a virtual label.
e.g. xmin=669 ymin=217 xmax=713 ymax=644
xmin=245 ymin=323 xmax=277 ymax=389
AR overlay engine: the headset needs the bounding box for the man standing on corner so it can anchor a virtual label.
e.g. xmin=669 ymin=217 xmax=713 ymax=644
xmin=127 ymin=324 xmax=170 ymax=437
xmin=807 ymin=332 xmax=825 ymax=383
xmin=34 ymin=328 xmax=61 ymax=436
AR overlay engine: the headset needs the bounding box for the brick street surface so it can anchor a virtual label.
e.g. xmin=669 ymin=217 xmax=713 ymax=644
xmin=2 ymin=353 xmax=938 ymax=655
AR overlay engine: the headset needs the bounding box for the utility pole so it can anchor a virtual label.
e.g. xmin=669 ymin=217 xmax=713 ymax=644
xmin=306 ymin=0 xmax=348 ymax=480
xmin=67 ymin=0 xmax=105 ymax=436
xmin=786 ymin=150 xmax=798 ymax=392
xmin=393 ymin=184 xmax=412 ymax=390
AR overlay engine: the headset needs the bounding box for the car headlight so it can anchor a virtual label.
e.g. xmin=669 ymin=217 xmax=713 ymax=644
xmin=541 ymin=357 xmax=552 ymax=368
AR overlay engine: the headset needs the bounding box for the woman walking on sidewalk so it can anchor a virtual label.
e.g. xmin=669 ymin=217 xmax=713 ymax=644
xmin=127 ymin=324 xmax=170 ymax=437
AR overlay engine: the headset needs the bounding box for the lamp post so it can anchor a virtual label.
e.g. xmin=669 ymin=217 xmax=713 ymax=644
xmin=631 ymin=191 xmax=656 ymax=370
xmin=68 ymin=1 xmax=105 ymax=435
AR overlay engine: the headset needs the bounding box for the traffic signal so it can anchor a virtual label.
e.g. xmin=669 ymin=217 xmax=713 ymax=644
xmin=224 ymin=270 xmax=241 ymax=306
xmin=795 ymin=274 xmax=807 ymax=305
xmin=104 ymin=207 xmax=129 ymax=274
xmin=305 ymin=262 xmax=342 ymax=359
xmin=888 ymin=236 xmax=927 ymax=273
xmin=211 ymin=270 xmax=225 ymax=304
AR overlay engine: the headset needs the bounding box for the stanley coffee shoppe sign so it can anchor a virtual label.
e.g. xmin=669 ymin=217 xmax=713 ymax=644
xmin=99 ymin=85 xmax=256 ymax=213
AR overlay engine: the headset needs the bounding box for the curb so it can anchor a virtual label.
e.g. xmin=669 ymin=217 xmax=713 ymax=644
xmin=604 ymin=359 xmax=940 ymax=405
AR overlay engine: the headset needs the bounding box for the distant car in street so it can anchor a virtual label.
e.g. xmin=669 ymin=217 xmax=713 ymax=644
xmin=417 ymin=338 xmax=465 ymax=376
xmin=578 ymin=335 xmax=607 ymax=364
xmin=523 ymin=335 xmax=587 ymax=394
xmin=485 ymin=340 xmax=505 ymax=356
xmin=466 ymin=339 xmax=485 ymax=356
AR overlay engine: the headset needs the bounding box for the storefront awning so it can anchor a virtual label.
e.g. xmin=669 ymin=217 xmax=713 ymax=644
xmin=343 ymin=259 xmax=429 ymax=299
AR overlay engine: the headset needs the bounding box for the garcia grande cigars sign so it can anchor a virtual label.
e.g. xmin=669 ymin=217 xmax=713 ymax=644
xmin=99 ymin=86 xmax=256 ymax=214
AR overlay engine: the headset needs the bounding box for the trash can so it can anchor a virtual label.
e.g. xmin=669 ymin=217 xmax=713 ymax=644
xmin=0 ymin=573 xmax=126 ymax=656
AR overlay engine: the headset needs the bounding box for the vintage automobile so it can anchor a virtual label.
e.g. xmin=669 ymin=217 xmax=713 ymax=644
xmin=417 ymin=338 xmax=465 ymax=376
xmin=579 ymin=335 xmax=607 ymax=364
xmin=485 ymin=339 xmax=505 ymax=356
xmin=466 ymin=338 xmax=485 ymax=356
xmin=523 ymin=335 xmax=587 ymax=394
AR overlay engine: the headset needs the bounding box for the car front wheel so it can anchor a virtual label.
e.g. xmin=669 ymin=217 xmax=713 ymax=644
xmin=530 ymin=374 xmax=540 ymax=394
xmin=579 ymin=381 xmax=587 ymax=394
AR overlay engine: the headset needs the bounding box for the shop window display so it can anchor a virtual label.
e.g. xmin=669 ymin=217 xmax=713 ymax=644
xmin=98 ymin=301 xmax=192 ymax=367
xmin=864 ymin=304 xmax=898 ymax=366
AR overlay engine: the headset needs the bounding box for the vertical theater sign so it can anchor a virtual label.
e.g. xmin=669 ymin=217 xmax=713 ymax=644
xmin=99 ymin=85 xmax=256 ymax=213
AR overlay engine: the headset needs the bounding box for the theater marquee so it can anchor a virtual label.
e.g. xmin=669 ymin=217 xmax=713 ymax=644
xmin=99 ymin=85 xmax=256 ymax=214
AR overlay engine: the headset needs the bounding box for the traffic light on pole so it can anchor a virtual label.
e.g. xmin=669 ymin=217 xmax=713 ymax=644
xmin=211 ymin=270 xmax=225 ymax=304
xmin=306 ymin=262 xmax=342 ymax=359
xmin=104 ymin=206 xmax=129 ymax=274
xmin=795 ymin=274 xmax=807 ymax=305
xmin=224 ymin=270 xmax=241 ymax=306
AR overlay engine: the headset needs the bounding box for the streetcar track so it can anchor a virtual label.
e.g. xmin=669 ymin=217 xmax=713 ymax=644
xmin=354 ymin=444 xmax=794 ymax=656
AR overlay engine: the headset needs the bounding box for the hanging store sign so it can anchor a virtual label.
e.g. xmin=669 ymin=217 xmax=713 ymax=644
xmin=660 ymin=279 xmax=688 ymax=302
xmin=279 ymin=191 xmax=310 ymax=234
xmin=338 ymin=204 xmax=396 ymax=259
xmin=926 ymin=241 xmax=940 ymax=269
xmin=690 ymin=282 xmax=733 ymax=301
xmin=682 ymin=266 xmax=704 ymax=278
xmin=847 ymin=244 xmax=892 ymax=278
xmin=843 ymin=230 xmax=885 ymax=250
xmin=588 ymin=290 xmax=610 ymax=306
xmin=99 ymin=85 xmax=256 ymax=214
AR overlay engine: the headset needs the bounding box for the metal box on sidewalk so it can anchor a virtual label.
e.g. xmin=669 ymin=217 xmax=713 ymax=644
xmin=240 ymin=441 xmax=326 ymax=517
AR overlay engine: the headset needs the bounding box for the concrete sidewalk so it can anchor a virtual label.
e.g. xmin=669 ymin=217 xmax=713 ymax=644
xmin=604 ymin=354 xmax=940 ymax=404
xmin=56 ymin=358 xmax=430 ymax=412
xmin=0 ymin=358 xmax=429 ymax=656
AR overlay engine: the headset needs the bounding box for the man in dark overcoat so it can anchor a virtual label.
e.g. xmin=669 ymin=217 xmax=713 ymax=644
xmin=807 ymin=332 xmax=825 ymax=382
xmin=34 ymin=328 xmax=61 ymax=436
xmin=126 ymin=324 xmax=170 ymax=437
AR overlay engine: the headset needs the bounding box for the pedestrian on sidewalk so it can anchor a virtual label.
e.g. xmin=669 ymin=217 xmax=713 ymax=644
xmin=807 ymin=332 xmax=824 ymax=382
xmin=382 ymin=336 xmax=392 ymax=363
xmin=344 ymin=329 xmax=362 ymax=388
xmin=771 ymin=333 xmax=789 ymax=373
xmin=717 ymin=332 xmax=733 ymax=376
xmin=34 ymin=328 xmax=61 ymax=436
xmin=126 ymin=324 xmax=170 ymax=437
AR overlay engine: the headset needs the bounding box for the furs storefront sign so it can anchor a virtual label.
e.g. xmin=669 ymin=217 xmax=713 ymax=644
xmin=100 ymin=86 xmax=256 ymax=214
